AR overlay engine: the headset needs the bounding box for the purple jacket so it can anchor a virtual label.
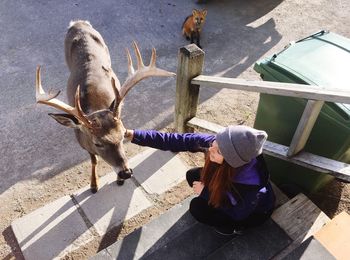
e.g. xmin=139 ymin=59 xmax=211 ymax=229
xmin=132 ymin=129 xmax=275 ymax=221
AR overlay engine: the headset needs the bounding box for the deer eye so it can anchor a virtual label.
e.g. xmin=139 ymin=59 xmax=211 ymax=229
xmin=94 ymin=142 xmax=104 ymax=148
xmin=91 ymin=118 xmax=101 ymax=128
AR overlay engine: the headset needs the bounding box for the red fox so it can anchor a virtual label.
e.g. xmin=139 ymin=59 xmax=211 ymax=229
xmin=182 ymin=9 xmax=207 ymax=49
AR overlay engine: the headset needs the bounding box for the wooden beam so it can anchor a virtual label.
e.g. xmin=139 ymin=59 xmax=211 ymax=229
xmin=287 ymin=100 xmax=324 ymax=157
xmin=187 ymin=117 xmax=224 ymax=133
xmin=263 ymin=141 xmax=350 ymax=182
xmin=187 ymin=117 xmax=350 ymax=182
xmin=192 ymin=75 xmax=350 ymax=104
xmin=272 ymin=193 xmax=330 ymax=242
xmin=174 ymin=44 xmax=204 ymax=133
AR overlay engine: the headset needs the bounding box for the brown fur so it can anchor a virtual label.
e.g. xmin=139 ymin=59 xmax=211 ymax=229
xmin=182 ymin=9 xmax=207 ymax=49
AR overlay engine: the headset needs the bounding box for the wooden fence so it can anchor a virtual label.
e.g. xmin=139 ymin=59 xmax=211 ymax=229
xmin=174 ymin=44 xmax=350 ymax=183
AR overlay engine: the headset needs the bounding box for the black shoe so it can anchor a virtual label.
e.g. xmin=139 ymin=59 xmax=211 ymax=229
xmin=214 ymin=226 xmax=244 ymax=236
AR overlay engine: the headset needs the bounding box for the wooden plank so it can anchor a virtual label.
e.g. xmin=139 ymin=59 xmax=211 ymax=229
xmin=272 ymin=193 xmax=330 ymax=242
xmin=271 ymin=193 xmax=330 ymax=260
xmin=287 ymin=100 xmax=324 ymax=156
xmin=264 ymin=141 xmax=350 ymax=182
xmin=192 ymin=75 xmax=350 ymax=104
xmin=174 ymin=44 xmax=204 ymax=132
xmin=314 ymin=211 xmax=350 ymax=260
xmin=187 ymin=117 xmax=224 ymax=133
xmin=187 ymin=117 xmax=350 ymax=182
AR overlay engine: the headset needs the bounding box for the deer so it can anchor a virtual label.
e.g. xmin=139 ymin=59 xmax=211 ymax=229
xmin=35 ymin=20 xmax=175 ymax=193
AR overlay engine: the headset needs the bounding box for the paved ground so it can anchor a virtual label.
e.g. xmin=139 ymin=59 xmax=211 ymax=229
xmin=1 ymin=0 xmax=350 ymax=259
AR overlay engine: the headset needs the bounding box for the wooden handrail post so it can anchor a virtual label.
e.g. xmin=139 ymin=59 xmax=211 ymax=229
xmin=287 ymin=100 xmax=324 ymax=157
xmin=175 ymin=44 xmax=205 ymax=133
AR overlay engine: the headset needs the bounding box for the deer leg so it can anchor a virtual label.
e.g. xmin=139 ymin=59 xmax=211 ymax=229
xmin=89 ymin=153 xmax=99 ymax=193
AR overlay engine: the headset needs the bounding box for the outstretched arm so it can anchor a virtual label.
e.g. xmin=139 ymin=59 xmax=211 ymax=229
xmin=125 ymin=129 xmax=215 ymax=153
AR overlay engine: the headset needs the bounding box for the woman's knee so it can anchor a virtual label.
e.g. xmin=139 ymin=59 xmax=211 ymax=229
xmin=189 ymin=197 xmax=209 ymax=222
xmin=186 ymin=167 xmax=202 ymax=187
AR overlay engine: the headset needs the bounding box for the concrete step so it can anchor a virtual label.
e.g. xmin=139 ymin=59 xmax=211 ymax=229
xmin=144 ymin=218 xmax=291 ymax=260
xmin=92 ymin=187 xmax=335 ymax=259
xmin=282 ymin=236 xmax=335 ymax=260
xmin=206 ymin=219 xmax=291 ymax=260
xmin=91 ymin=197 xmax=197 ymax=260
xmin=92 ymin=197 xmax=292 ymax=260
xmin=11 ymin=148 xmax=190 ymax=260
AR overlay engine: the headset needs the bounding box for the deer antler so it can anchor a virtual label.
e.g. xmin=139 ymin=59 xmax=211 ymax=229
xmin=35 ymin=66 xmax=92 ymax=127
xmin=111 ymin=76 xmax=123 ymax=118
xmin=119 ymin=42 xmax=175 ymax=99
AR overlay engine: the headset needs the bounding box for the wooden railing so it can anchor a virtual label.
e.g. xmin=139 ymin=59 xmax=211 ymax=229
xmin=174 ymin=44 xmax=350 ymax=182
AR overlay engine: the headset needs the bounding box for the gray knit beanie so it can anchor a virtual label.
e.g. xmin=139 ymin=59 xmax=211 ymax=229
xmin=216 ymin=125 xmax=268 ymax=168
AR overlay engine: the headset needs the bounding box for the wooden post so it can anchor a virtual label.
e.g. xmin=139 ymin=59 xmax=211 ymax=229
xmin=175 ymin=44 xmax=205 ymax=133
xmin=287 ymin=100 xmax=324 ymax=157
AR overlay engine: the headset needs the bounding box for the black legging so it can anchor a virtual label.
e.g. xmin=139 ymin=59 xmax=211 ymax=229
xmin=186 ymin=167 xmax=272 ymax=229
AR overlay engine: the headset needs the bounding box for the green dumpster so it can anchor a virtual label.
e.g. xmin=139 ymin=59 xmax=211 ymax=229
xmin=253 ymin=30 xmax=350 ymax=194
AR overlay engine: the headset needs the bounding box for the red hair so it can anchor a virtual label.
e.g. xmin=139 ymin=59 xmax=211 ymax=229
xmin=200 ymin=155 xmax=237 ymax=208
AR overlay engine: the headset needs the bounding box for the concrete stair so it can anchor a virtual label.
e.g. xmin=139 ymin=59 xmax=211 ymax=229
xmin=282 ymin=236 xmax=335 ymax=260
xmin=11 ymin=147 xmax=342 ymax=259
xmin=91 ymin=188 xmax=337 ymax=260
xmin=91 ymin=197 xmax=292 ymax=260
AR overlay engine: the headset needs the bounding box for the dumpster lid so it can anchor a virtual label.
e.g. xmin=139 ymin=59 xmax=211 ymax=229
xmin=269 ymin=30 xmax=350 ymax=113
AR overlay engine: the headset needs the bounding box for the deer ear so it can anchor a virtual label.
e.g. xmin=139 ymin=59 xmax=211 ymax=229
xmin=109 ymin=100 xmax=115 ymax=111
xmin=109 ymin=99 xmax=121 ymax=118
xmin=48 ymin=113 xmax=80 ymax=129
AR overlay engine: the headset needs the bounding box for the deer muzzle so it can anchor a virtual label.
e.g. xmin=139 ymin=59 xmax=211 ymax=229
xmin=117 ymin=168 xmax=133 ymax=180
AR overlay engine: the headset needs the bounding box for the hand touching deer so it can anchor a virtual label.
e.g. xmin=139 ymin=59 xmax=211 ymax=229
xmin=36 ymin=20 xmax=175 ymax=193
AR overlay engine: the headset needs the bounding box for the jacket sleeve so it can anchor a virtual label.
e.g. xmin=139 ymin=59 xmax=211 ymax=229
xmin=132 ymin=129 xmax=215 ymax=153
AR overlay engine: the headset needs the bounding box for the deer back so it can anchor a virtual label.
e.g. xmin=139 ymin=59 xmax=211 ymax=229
xmin=64 ymin=20 xmax=119 ymax=112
